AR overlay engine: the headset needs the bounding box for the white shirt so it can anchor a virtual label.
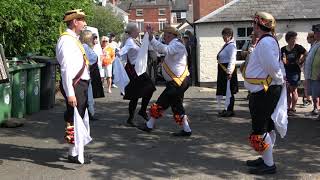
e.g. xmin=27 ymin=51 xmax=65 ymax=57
xmin=109 ymin=40 xmax=120 ymax=52
xmin=244 ymin=35 xmax=284 ymax=93
xmin=217 ymin=40 xmax=237 ymax=74
xmin=120 ymin=37 xmax=140 ymax=65
xmin=56 ymin=29 xmax=90 ymax=97
xmin=150 ymin=38 xmax=188 ymax=82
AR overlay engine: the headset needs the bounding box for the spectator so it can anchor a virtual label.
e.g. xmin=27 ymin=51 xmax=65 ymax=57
xmin=305 ymin=25 xmax=320 ymax=118
xmin=281 ymin=31 xmax=307 ymax=115
xmin=92 ymin=33 xmax=105 ymax=81
xmin=101 ymin=36 xmax=115 ymax=93
xmin=302 ymin=32 xmax=315 ymax=108
xmin=109 ymin=32 xmax=120 ymax=88
xmin=80 ymin=30 xmax=104 ymax=121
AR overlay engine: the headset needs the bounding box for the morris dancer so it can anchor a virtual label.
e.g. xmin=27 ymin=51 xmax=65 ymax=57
xmin=138 ymin=26 xmax=192 ymax=137
xmin=242 ymin=12 xmax=287 ymax=174
xmin=56 ymin=9 xmax=91 ymax=164
xmin=120 ymin=23 xmax=156 ymax=126
xmin=216 ymin=28 xmax=238 ymax=117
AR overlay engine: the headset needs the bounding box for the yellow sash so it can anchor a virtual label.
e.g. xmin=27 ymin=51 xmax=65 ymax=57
xmin=241 ymin=60 xmax=273 ymax=92
xmin=60 ymin=32 xmax=89 ymax=65
xmin=218 ymin=62 xmax=228 ymax=73
xmin=163 ymin=62 xmax=189 ymax=86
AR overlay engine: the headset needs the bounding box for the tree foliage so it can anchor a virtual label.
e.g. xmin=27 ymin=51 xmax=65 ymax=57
xmin=0 ymin=0 xmax=124 ymax=57
xmin=87 ymin=6 xmax=125 ymax=40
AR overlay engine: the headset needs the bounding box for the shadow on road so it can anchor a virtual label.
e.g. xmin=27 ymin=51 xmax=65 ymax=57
xmin=0 ymin=88 xmax=319 ymax=179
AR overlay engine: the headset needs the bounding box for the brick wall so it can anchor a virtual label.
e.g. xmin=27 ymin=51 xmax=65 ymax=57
xmin=193 ymin=0 xmax=226 ymax=21
xmin=128 ymin=6 xmax=171 ymax=32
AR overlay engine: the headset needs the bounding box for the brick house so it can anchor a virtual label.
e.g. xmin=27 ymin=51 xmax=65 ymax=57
xmin=192 ymin=0 xmax=233 ymax=21
xmin=118 ymin=0 xmax=171 ymax=36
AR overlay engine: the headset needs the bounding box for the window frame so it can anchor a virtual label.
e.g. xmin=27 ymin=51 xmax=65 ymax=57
xmin=158 ymin=18 xmax=166 ymax=31
xmin=136 ymin=9 xmax=143 ymax=16
xmin=235 ymin=26 xmax=253 ymax=60
xmin=136 ymin=19 xmax=144 ymax=32
xmin=159 ymin=8 xmax=166 ymax=16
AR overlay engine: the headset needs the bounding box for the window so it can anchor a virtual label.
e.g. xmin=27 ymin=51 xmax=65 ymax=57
xmin=236 ymin=27 xmax=253 ymax=60
xmin=176 ymin=12 xmax=181 ymax=20
xmin=136 ymin=19 xmax=144 ymax=31
xmin=159 ymin=8 xmax=166 ymax=16
xmin=158 ymin=19 xmax=166 ymax=31
xmin=136 ymin=9 xmax=143 ymax=16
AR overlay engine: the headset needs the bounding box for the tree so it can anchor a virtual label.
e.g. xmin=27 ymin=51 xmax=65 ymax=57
xmin=87 ymin=6 xmax=125 ymax=40
xmin=0 ymin=0 xmax=124 ymax=58
xmin=0 ymin=0 xmax=93 ymax=57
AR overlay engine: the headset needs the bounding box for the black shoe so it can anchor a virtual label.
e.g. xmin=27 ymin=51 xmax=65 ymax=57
xmin=218 ymin=110 xmax=226 ymax=116
xmin=246 ymin=157 xmax=264 ymax=167
xmin=67 ymin=155 xmax=91 ymax=164
xmin=172 ymin=130 xmax=192 ymax=137
xmin=89 ymin=113 xmax=98 ymax=121
xmin=249 ymin=163 xmax=276 ymax=175
xmin=90 ymin=116 xmax=99 ymax=121
xmin=137 ymin=123 xmax=152 ymax=133
xmin=138 ymin=110 xmax=149 ymax=121
xmin=221 ymin=110 xmax=234 ymax=117
xmin=126 ymin=119 xmax=136 ymax=127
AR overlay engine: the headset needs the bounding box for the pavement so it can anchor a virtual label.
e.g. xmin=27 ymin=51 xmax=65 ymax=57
xmin=0 ymin=86 xmax=319 ymax=180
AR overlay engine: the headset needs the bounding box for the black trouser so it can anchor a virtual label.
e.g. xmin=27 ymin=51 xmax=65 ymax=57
xmin=228 ymin=95 xmax=235 ymax=111
xmin=60 ymin=80 xmax=89 ymax=124
xmin=216 ymin=63 xmax=238 ymax=112
xmin=156 ymin=76 xmax=190 ymax=116
xmin=128 ymin=91 xmax=153 ymax=119
xmin=249 ymin=85 xmax=282 ymax=135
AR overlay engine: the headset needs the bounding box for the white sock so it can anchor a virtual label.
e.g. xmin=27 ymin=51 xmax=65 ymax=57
xmin=182 ymin=115 xmax=192 ymax=132
xmin=262 ymin=133 xmax=274 ymax=166
xmin=68 ymin=145 xmax=77 ymax=157
xmin=269 ymin=130 xmax=276 ymax=146
xmin=146 ymin=117 xmax=156 ymax=129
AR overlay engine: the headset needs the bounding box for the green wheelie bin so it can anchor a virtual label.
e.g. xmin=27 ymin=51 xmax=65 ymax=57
xmin=0 ymin=82 xmax=11 ymax=123
xmin=9 ymin=64 xmax=29 ymax=118
xmin=26 ymin=63 xmax=45 ymax=114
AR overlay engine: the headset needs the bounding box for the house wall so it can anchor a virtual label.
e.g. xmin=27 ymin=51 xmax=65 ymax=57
xmin=193 ymin=0 xmax=231 ymax=21
xmin=128 ymin=6 xmax=171 ymax=32
xmin=195 ymin=19 xmax=320 ymax=85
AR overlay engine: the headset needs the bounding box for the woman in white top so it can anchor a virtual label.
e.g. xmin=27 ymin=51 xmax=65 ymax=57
xmin=216 ymin=27 xmax=239 ymax=117
xmin=120 ymin=23 xmax=156 ymax=126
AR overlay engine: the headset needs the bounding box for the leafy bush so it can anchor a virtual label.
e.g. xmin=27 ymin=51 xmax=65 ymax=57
xmin=0 ymin=0 xmax=124 ymax=58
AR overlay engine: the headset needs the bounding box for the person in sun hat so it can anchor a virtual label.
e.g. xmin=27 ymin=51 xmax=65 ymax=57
xmin=56 ymin=9 xmax=92 ymax=164
xmin=138 ymin=25 xmax=192 ymax=137
xmin=242 ymin=12 xmax=288 ymax=174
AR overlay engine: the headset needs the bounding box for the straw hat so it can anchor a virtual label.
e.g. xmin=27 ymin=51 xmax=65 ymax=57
xmin=253 ymin=12 xmax=276 ymax=30
xmin=63 ymin=9 xmax=86 ymax=22
xmin=163 ymin=26 xmax=179 ymax=36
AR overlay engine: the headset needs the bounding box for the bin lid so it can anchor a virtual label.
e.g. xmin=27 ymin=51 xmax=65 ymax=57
xmin=8 ymin=63 xmax=36 ymax=72
xmin=29 ymin=56 xmax=58 ymax=65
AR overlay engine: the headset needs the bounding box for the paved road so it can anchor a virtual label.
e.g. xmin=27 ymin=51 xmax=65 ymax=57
xmin=0 ymin=86 xmax=319 ymax=180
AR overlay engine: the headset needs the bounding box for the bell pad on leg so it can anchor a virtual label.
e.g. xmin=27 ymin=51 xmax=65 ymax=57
xmin=65 ymin=122 xmax=75 ymax=144
xmin=149 ymin=103 xmax=163 ymax=119
xmin=173 ymin=114 xmax=184 ymax=125
xmin=248 ymin=134 xmax=269 ymax=153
